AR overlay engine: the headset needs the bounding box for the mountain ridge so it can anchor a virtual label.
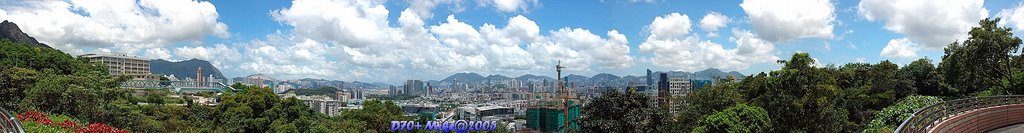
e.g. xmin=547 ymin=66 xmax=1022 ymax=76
xmin=0 ymin=20 xmax=51 ymax=49
xmin=150 ymin=59 xmax=226 ymax=80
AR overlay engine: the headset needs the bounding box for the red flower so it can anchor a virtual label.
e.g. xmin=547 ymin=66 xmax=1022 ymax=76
xmin=59 ymin=120 xmax=80 ymax=129
xmin=15 ymin=111 xmax=52 ymax=125
xmin=38 ymin=118 xmax=54 ymax=125
xmin=76 ymin=123 xmax=130 ymax=133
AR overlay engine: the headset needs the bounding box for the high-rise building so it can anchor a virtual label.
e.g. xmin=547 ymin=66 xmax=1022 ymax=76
xmin=80 ymin=53 xmax=158 ymax=80
xmin=388 ymin=85 xmax=399 ymax=96
xmin=657 ymin=73 xmax=669 ymax=109
xmin=197 ymin=67 xmax=203 ymax=82
xmin=426 ymin=83 xmax=432 ymax=97
xmin=646 ymin=69 xmax=653 ymax=88
xmin=404 ymin=80 xmax=426 ymax=96
xmin=668 ymin=78 xmax=692 ymax=114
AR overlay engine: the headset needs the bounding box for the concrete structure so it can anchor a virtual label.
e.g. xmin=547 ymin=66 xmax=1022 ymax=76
xmin=281 ymin=95 xmax=341 ymax=116
xmin=401 ymin=104 xmax=439 ymax=115
xmin=668 ymin=78 xmax=692 ymax=96
xmin=336 ymin=91 xmax=350 ymax=103
xmin=405 ymin=80 xmax=426 ymax=96
xmin=459 ymin=105 xmax=515 ymax=121
xmin=668 ymin=78 xmax=692 ymax=114
xmin=388 ymin=85 xmax=400 ymax=96
xmin=80 ymin=53 xmax=158 ymax=79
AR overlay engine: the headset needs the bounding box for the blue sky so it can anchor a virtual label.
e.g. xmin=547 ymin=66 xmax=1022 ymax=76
xmin=3 ymin=0 xmax=1024 ymax=84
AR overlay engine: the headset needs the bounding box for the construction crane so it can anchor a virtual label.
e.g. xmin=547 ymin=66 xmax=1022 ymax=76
xmin=556 ymin=61 xmax=579 ymax=132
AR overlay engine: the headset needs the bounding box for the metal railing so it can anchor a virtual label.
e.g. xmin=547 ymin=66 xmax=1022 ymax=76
xmin=0 ymin=108 xmax=24 ymax=133
xmin=894 ymin=95 xmax=1024 ymax=133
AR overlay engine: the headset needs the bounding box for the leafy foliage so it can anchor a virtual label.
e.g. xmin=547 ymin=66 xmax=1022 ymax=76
xmin=579 ymin=90 xmax=670 ymax=132
xmin=903 ymin=58 xmax=942 ymax=96
xmin=863 ymin=96 xmax=942 ymax=133
xmin=673 ymin=78 xmax=744 ymax=131
xmin=338 ymin=99 xmax=407 ymax=132
xmin=748 ymin=53 xmax=851 ymax=132
xmin=691 ymin=103 xmax=772 ymax=133
xmin=940 ymin=18 xmax=1023 ymax=96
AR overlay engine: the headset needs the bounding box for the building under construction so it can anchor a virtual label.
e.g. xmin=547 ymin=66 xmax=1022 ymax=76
xmin=525 ymin=61 xmax=580 ymax=132
xmin=525 ymin=99 xmax=579 ymax=132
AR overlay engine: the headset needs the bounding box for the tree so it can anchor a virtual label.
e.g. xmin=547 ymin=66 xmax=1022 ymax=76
xmin=939 ymin=18 xmax=1023 ymax=96
xmin=674 ymin=78 xmax=745 ymax=131
xmin=338 ymin=99 xmax=407 ymax=132
xmin=752 ymin=53 xmax=851 ymax=132
xmin=145 ymin=90 xmax=167 ymax=104
xmin=691 ymin=103 xmax=772 ymax=133
xmin=0 ymin=67 xmax=37 ymax=110
xmin=902 ymin=58 xmax=942 ymax=96
xmin=863 ymin=96 xmax=942 ymax=132
xmin=213 ymin=86 xmax=280 ymax=132
xmin=579 ymin=90 xmax=670 ymax=132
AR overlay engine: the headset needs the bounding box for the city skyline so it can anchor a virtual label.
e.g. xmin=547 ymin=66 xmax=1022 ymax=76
xmin=2 ymin=0 xmax=1024 ymax=83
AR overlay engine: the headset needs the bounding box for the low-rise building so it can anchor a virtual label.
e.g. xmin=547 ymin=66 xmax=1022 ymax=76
xmin=80 ymin=53 xmax=159 ymax=80
xmin=281 ymin=94 xmax=341 ymax=116
xmin=458 ymin=105 xmax=515 ymax=121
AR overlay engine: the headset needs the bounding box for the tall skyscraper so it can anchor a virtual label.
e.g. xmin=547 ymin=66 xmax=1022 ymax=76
xmin=197 ymin=67 xmax=203 ymax=82
xmin=646 ymin=69 xmax=653 ymax=88
xmin=404 ymin=80 xmax=426 ymax=96
xmin=657 ymin=73 xmax=669 ymax=109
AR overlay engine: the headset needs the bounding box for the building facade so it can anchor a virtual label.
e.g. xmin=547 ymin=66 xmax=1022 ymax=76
xmin=668 ymin=78 xmax=692 ymax=114
xmin=657 ymin=73 xmax=669 ymax=109
xmin=405 ymin=80 xmax=426 ymax=96
xmin=295 ymin=95 xmax=341 ymax=116
xmin=80 ymin=53 xmax=157 ymax=80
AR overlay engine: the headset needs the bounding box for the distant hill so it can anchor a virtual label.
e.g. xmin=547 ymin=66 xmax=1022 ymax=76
xmin=485 ymin=75 xmax=512 ymax=81
xmin=693 ymin=68 xmax=744 ymax=79
xmin=620 ymin=75 xmax=645 ymax=84
xmin=0 ymin=20 xmax=50 ymax=48
xmin=654 ymin=68 xmax=745 ymax=80
xmin=441 ymin=72 xmax=485 ymax=83
xmin=150 ymin=59 xmax=226 ymax=80
xmin=515 ymin=74 xmax=553 ymax=81
xmin=564 ymin=74 xmax=589 ymax=83
xmin=588 ymin=73 xmax=621 ymax=82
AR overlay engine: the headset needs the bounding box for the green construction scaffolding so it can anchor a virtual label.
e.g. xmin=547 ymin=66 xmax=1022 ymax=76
xmin=526 ymin=100 xmax=579 ymax=132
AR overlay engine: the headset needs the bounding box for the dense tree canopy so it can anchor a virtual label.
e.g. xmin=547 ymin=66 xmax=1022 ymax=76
xmin=863 ymin=96 xmax=943 ymax=132
xmin=940 ymin=18 xmax=1023 ymax=95
xmin=579 ymin=90 xmax=670 ymax=132
xmin=691 ymin=103 xmax=771 ymax=133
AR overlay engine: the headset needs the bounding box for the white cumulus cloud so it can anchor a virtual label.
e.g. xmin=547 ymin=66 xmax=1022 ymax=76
xmin=639 ymin=12 xmax=777 ymax=71
xmin=880 ymin=38 xmax=918 ymax=59
xmin=699 ymin=12 xmax=729 ymax=37
xmin=740 ymin=0 xmax=835 ymax=42
xmin=0 ymin=0 xmax=229 ymax=54
xmin=647 ymin=13 xmax=692 ymax=40
xmin=858 ymin=0 xmax=987 ymax=49
xmin=998 ymin=2 xmax=1024 ymax=34
xmin=478 ymin=0 xmax=538 ymax=13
